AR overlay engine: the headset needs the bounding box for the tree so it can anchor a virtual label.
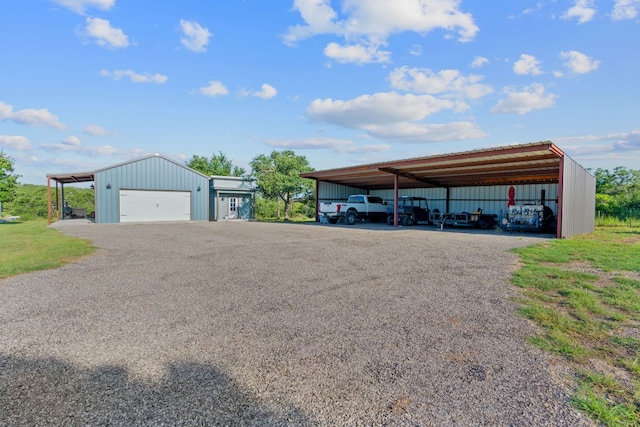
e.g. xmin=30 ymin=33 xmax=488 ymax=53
xmin=250 ymin=150 xmax=314 ymax=220
xmin=186 ymin=151 xmax=246 ymax=177
xmin=0 ymin=150 xmax=20 ymax=208
xmin=593 ymin=167 xmax=640 ymax=218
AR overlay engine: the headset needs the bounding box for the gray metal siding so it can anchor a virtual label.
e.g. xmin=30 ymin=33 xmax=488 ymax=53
xmin=210 ymin=190 xmax=254 ymax=221
xmin=372 ymin=184 xmax=558 ymax=220
xmin=95 ymin=156 xmax=209 ymax=223
xmin=318 ymin=181 xmax=366 ymax=202
xmin=211 ymin=176 xmax=255 ymax=191
xmin=560 ymin=156 xmax=595 ymax=238
xmin=372 ymin=188 xmax=448 ymax=212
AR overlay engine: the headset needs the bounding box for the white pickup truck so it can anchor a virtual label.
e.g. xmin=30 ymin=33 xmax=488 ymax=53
xmin=319 ymin=194 xmax=388 ymax=225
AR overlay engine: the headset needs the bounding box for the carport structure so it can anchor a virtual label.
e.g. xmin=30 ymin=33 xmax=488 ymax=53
xmin=301 ymin=141 xmax=595 ymax=238
xmin=46 ymin=171 xmax=95 ymax=224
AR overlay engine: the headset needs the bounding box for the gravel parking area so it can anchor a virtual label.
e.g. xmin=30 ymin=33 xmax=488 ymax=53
xmin=0 ymin=221 xmax=594 ymax=426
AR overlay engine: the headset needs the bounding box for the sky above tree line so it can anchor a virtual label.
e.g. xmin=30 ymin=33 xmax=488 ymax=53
xmin=1 ymin=0 xmax=639 ymax=184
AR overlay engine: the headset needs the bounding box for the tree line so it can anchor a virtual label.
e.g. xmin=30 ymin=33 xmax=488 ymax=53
xmin=1 ymin=149 xmax=639 ymax=223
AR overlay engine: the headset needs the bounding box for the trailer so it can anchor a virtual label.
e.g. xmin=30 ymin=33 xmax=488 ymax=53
xmin=430 ymin=209 xmax=497 ymax=229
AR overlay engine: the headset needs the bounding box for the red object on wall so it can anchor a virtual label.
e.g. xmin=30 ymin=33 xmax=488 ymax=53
xmin=507 ymin=186 xmax=516 ymax=207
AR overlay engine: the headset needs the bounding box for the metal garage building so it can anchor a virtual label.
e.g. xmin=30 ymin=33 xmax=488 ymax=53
xmin=301 ymin=141 xmax=595 ymax=238
xmin=46 ymin=154 xmax=255 ymax=224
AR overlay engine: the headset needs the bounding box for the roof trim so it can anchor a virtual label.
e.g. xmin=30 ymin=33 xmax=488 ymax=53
xmin=46 ymin=171 xmax=95 ymax=184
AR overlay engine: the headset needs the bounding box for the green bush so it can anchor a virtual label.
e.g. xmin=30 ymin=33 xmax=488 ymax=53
xmin=4 ymin=184 xmax=94 ymax=220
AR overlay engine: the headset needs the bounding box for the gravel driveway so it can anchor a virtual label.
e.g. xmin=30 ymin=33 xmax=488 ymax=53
xmin=0 ymin=221 xmax=594 ymax=426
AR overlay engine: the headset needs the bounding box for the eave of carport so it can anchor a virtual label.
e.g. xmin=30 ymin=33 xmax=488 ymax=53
xmin=46 ymin=171 xmax=95 ymax=224
xmin=301 ymin=141 xmax=566 ymax=236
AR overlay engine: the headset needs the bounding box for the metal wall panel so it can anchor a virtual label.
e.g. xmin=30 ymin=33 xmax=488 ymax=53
xmin=560 ymin=156 xmax=596 ymax=238
xmin=371 ymin=184 xmax=558 ymax=221
xmin=371 ymin=188 xmax=448 ymax=212
xmin=318 ymin=181 xmax=365 ymax=202
xmin=211 ymin=176 xmax=255 ymax=191
xmin=95 ymin=155 xmax=209 ymax=223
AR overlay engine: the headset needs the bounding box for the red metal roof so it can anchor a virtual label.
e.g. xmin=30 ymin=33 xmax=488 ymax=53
xmin=301 ymin=141 xmax=564 ymax=190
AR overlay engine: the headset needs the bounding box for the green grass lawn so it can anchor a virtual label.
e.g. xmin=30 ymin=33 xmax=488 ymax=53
xmin=0 ymin=220 xmax=95 ymax=279
xmin=512 ymin=227 xmax=640 ymax=426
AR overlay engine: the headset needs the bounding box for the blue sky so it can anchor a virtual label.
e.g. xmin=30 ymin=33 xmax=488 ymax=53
xmin=1 ymin=0 xmax=639 ymax=184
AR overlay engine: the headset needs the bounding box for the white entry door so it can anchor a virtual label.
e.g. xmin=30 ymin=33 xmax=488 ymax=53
xmin=228 ymin=197 xmax=238 ymax=219
xmin=120 ymin=190 xmax=191 ymax=222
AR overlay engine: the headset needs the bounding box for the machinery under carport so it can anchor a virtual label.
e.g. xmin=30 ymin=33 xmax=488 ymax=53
xmin=301 ymin=141 xmax=595 ymax=238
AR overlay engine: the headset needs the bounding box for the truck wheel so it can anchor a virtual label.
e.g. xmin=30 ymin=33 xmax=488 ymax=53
xmin=401 ymin=215 xmax=412 ymax=226
xmin=345 ymin=210 xmax=357 ymax=225
xmin=387 ymin=215 xmax=393 ymax=225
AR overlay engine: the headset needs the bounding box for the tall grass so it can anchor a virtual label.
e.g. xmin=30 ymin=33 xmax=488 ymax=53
xmin=595 ymin=213 xmax=639 ymax=228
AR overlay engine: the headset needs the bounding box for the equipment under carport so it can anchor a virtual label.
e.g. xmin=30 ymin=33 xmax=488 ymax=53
xmin=431 ymin=209 xmax=497 ymax=229
xmin=502 ymin=205 xmax=556 ymax=233
xmin=62 ymin=202 xmax=86 ymax=219
xmin=386 ymin=196 xmax=431 ymax=226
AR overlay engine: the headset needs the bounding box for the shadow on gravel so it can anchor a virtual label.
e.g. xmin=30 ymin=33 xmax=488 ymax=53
xmin=0 ymin=354 xmax=313 ymax=426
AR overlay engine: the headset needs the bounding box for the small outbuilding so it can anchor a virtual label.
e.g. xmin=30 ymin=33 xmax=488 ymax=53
xmin=47 ymin=154 xmax=255 ymax=224
xmin=301 ymin=141 xmax=595 ymax=238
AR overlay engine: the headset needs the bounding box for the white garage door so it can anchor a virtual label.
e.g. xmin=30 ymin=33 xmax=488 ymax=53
xmin=120 ymin=190 xmax=191 ymax=223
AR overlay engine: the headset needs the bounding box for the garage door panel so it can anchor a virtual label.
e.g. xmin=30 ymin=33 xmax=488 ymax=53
xmin=120 ymin=190 xmax=191 ymax=222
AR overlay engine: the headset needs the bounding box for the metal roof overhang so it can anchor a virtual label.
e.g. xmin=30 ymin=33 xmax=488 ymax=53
xmin=301 ymin=141 xmax=564 ymax=190
xmin=46 ymin=171 xmax=95 ymax=184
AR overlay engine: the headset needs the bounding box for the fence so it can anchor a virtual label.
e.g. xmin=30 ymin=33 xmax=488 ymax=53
xmin=596 ymin=209 xmax=639 ymax=227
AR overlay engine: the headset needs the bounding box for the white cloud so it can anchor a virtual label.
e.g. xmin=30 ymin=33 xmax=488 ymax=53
xmin=266 ymin=137 xmax=390 ymax=154
xmin=283 ymin=0 xmax=341 ymax=45
xmin=560 ymin=50 xmax=600 ymax=74
xmin=83 ymin=124 xmax=113 ymax=136
xmin=522 ymin=2 xmax=545 ymax=15
xmin=471 ymin=56 xmax=489 ymax=68
xmin=562 ymin=0 xmax=597 ymax=23
xmin=324 ymin=42 xmax=390 ymax=64
xmin=0 ymin=135 xmax=32 ymax=151
xmin=252 ymin=84 xmax=278 ymax=100
xmin=308 ymin=92 xmax=456 ymax=128
xmin=610 ymin=129 xmax=640 ymax=151
xmin=62 ymin=135 xmax=82 ymax=147
xmin=553 ymin=129 xmax=640 ymax=166
xmin=364 ymin=121 xmax=486 ymax=142
xmin=0 ymin=101 xmax=65 ymax=130
xmin=284 ymin=0 xmax=478 ymax=63
xmin=307 ymin=91 xmax=485 ymax=142
xmin=84 ymin=17 xmax=129 ymax=49
xmin=179 ymin=19 xmax=211 ymax=53
xmin=51 ymin=0 xmax=114 ymax=14
xmin=388 ymin=67 xmax=493 ymax=100
xmin=408 ymin=44 xmax=422 ymax=56
xmin=513 ymin=54 xmax=543 ymax=75
xmin=556 ymin=129 xmax=640 ymax=152
xmin=100 ymin=69 xmax=168 ymax=84
xmin=41 ymin=138 xmax=119 ymax=156
xmin=491 ymin=84 xmax=556 ymax=115
xmin=612 ymin=0 xmax=640 ymax=20
xmin=199 ymin=81 xmax=229 ymax=97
